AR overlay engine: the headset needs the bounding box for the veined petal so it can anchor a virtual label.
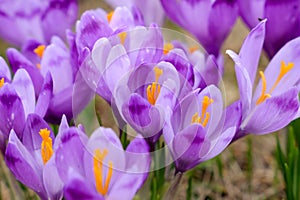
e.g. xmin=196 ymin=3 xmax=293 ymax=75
xmin=12 ymin=69 xmax=35 ymax=117
xmin=35 ymin=72 xmax=53 ymax=118
xmin=243 ymin=88 xmax=299 ymax=135
xmin=5 ymin=130 xmax=46 ymax=199
xmin=0 ymin=57 xmax=11 ymax=81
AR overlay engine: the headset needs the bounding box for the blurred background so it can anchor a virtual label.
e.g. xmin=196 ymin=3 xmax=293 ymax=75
xmin=0 ymin=0 xmax=286 ymax=199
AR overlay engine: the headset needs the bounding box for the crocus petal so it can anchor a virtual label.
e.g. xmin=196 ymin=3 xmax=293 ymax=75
xmin=226 ymin=50 xmax=253 ymax=116
xmin=243 ymin=88 xmax=299 ymax=135
xmin=0 ymin=84 xmax=25 ymax=138
xmin=238 ymin=19 xmax=266 ymax=85
xmin=64 ymin=171 xmax=103 ymax=200
xmin=237 ymin=0 xmax=265 ymax=29
xmin=6 ymin=48 xmax=44 ymax=95
xmin=43 ymin=155 xmax=64 ymax=200
xmin=55 ymin=127 xmax=88 ymax=183
xmin=253 ymin=36 xmax=300 ymax=100
xmin=12 ymin=69 xmax=35 ymax=117
xmin=109 ymin=6 xmax=136 ymax=31
xmin=264 ymin=0 xmax=300 ymax=57
xmin=35 ymin=72 xmax=53 ymax=118
xmin=0 ymin=57 xmax=11 ymax=80
xmin=173 ymin=124 xmax=208 ymax=172
xmin=5 ymin=130 xmax=46 ymax=199
xmin=53 ymin=115 xmax=69 ymax=150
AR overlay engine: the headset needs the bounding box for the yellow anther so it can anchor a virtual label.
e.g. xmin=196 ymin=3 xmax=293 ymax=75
xmin=147 ymin=67 xmax=163 ymax=105
xmin=39 ymin=128 xmax=53 ymax=164
xmin=256 ymin=71 xmax=271 ymax=105
xmin=0 ymin=78 xmax=4 ymax=88
xmin=118 ymin=32 xmax=127 ymax=45
xmin=94 ymin=149 xmax=113 ymax=196
xmin=189 ymin=46 xmax=199 ymax=53
xmin=191 ymin=96 xmax=213 ymax=127
xmin=269 ymin=61 xmax=294 ymax=93
xmin=34 ymin=45 xmax=46 ymax=58
xmin=107 ymin=11 xmax=114 ymax=22
xmin=163 ymin=43 xmax=174 ymax=55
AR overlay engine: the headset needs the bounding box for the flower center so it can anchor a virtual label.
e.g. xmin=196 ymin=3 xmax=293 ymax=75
xmin=107 ymin=11 xmax=114 ymax=22
xmin=147 ymin=67 xmax=163 ymax=105
xmin=163 ymin=43 xmax=174 ymax=55
xmin=39 ymin=128 xmax=53 ymax=165
xmin=256 ymin=61 xmax=294 ymax=105
xmin=191 ymin=96 xmax=214 ymax=127
xmin=93 ymin=148 xmax=113 ymax=196
xmin=0 ymin=78 xmax=4 ymax=88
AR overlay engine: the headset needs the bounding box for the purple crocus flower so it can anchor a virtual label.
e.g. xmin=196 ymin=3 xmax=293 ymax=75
xmin=160 ymin=0 xmax=238 ymax=56
xmin=0 ymin=59 xmax=52 ymax=152
xmin=55 ymin=127 xmax=150 ymax=200
xmin=105 ymin=0 xmax=165 ymax=26
xmin=6 ymin=34 xmax=92 ymax=123
xmin=5 ymin=114 xmax=70 ymax=200
xmin=163 ymin=85 xmax=241 ymax=172
xmin=226 ymin=20 xmax=300 ymax=140
xmin=0 ymin=0 xmax=78 ymax=47
xmin=238 ymin=0 xmax=300 ymax=58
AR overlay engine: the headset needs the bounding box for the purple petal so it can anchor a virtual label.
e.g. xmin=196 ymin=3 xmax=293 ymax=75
xmin=12 ymin=69 xmax=35 ymax=117
xmin=5 ymin=131 xmax=46 ymax=199
xmin=0 ymin=84 xmax=25 ymax=138
xmin=35 ymin=72 xmax=53 ymax=118
xmin=55 ymin=127 xmax=88 ymax=183
xmin=238 ymin=19 xmax=266 ymax=85
xmin=43 ymin=156 xmax=64 ymax=200
xmin=0 ymin=57 xmax=11 ymax=80
xmin=53 ymin=115 xmax=69 ymax=150
xmin=243 ymin=88 xmax=299 ymax=135
xmin=6 ymin=48 xmax=44 ymax=95
xmin=173 ymin=124 xmax=208 ymax=172
xmin=64 ymin=172 xmax=102 ymax=200
xmin=109 ymin=7 xmax=136 ymax=31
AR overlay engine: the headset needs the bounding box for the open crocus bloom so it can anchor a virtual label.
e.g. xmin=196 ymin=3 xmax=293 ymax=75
xmin=226 ymin=20 xmax=300 ymax=140
xmin=55 ymin=127 xmax=150 ymax=200
xmin=0 ymin=58 xmax=52 ymax=152
xmin=0 ymin=0 xmax=78 ymax=47
xmin=114 ymin=62 xmax=186 ymax=144
xmin=238 ymin=0 xmax=300 ymax=58
xmin=163 ymin=85 xmax=240 ymax=172
xmin=160 ymin=0 xmax=238 ymax=56
xmin=5 ymin=114 xmax=70 ymax=200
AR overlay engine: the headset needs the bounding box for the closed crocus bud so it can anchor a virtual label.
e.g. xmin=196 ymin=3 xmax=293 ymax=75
xmin=0 ymin=0 xmax=78 ymax=48
xmin=160 ymin=0 xmax=238 ymax=57
xmin=238 ymin=0 xmax=300 ymax=58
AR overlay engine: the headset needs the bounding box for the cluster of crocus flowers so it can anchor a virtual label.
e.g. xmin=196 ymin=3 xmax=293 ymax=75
xmin=0 ymin=1 xmax=300 ymax=200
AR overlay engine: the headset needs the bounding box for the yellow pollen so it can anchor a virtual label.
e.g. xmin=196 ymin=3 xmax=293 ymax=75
xmin=0 ymin=78 xmax=4 ymax=88
xmin=107 ymin=11 xmax=114 ymax=22
xmin=34 ymin=45 xmax=46 ymax=58
xmin=269 ymin=61 xmax=294 ymax=93
xmin=163 ymin=43 xmax=174 ymax=55
xmin=191 ymin=96 xmax=214 ymax=127
xmin=118 ymin=32 xmax=127 ymax=45
xmin=36 ymin=63 xmax=41 ymax=69
xmin=147 ymin=67 xmax=163 ymax=105
xmin=189 ymin=46 xmax=199 ymax=53
xmin=39 ymin=128 xmax=53 ymax=164
xmin=93 ymin=149 xmax=113 ymax=196
xmin=256 ymin=61 xmax=294 ymax=105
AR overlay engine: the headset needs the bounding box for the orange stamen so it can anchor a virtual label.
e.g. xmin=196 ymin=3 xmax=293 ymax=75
xmin=147 ymin=67 xmax=163 ymax=105
xmin=39 ymin=128 xmax=53 ymax=164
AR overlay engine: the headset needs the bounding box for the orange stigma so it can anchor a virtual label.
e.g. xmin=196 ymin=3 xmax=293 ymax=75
xmin=163 ymin=43 xmax=174 ymax=55
xmin=256 ymin=61 xmax=294 ymax=105
xmin=118 ymin=32 xmax=127 ymax=45
xmin=147 ymin=67 xmax=163 ymax=105
xmin=107 ymin=11 xmax=114 ymax=22
xmin=34 ymin=45 xmax=46 ymax=58
xmin=93 ymin=149 xmax=113 ymax=196
xmin=39 ymin=128 xmax=53 ymax=164
xmin=189 ymin=46 xmax=199 ymax=53
xmin=0 ymin=78 xmax=4 ymax=88
xmin=191 ymin=96 xmax=214 ymax=127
